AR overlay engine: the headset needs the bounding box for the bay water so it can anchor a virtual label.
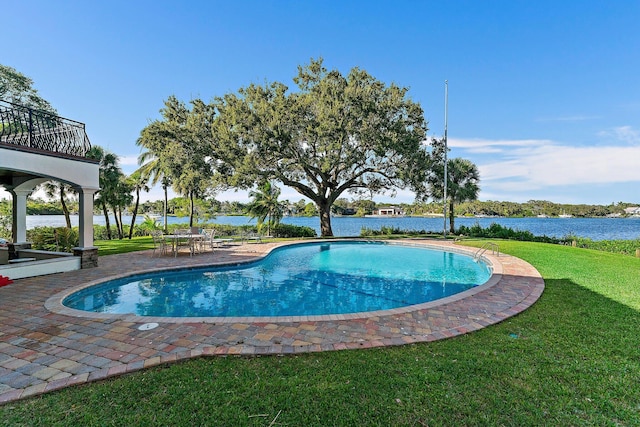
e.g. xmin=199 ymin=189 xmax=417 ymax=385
xmin=26 ymin=214 xmax=640 ymax=241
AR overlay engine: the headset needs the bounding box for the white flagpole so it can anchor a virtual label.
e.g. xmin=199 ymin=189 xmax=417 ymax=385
xmin=443 ymin=80 xmax=448 ymax=238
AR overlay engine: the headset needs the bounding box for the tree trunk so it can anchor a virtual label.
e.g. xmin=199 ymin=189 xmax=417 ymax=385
xmin=189 ymin=191 xmax=195 ymax=227
xmin=449 ymin=199 xmax=456 ymax=234
xmin=112 ymin=206 xmax=122 ymax=239
xmin=267 ymin=212 xmax=271 ymax=236
xmin=129 ymin=188 xmax=140 ymax=239
xmin=118 ymin=207 xmax=124 ymax=238
xmin=317 ymin=199 xmax=333 ymax=237
xmin=102 ymin=204 xmax=112 ymax=240
xmin=163 ymin=185 xmax=168 ymax=233
xmin=60 ymin=190 xmax=71 ymax=229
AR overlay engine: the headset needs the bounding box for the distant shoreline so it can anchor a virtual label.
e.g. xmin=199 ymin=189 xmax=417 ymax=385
xmin=24 ymin=214 xmax=640 ymax=241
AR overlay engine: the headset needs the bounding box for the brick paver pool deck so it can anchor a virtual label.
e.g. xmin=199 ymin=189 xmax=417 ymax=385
xmin=0 ymin=239 xmax=544 ymax=403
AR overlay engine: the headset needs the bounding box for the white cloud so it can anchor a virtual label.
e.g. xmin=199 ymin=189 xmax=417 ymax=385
xmin=448 ymin=138 xmax=553 ymax=159
xmin=119 ymin=155 xmax=140 ymax=168
xmin=598 ymin=126 xmax=640 ymax=145
xmin=448 ymin=138 xmax=551 ymax=154
xmin=535 ymin=115 xmax=601 ymax=122
xmin=477 ymin=142 xmax=640 ymax=191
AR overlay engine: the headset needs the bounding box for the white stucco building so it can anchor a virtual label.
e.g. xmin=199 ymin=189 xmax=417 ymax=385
xmin=0 ymin=100 xmax=100 ymax=278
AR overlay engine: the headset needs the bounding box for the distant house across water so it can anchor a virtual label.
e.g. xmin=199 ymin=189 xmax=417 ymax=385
xmin=374 ymin=206 xmax=404 ymax=216
xmin=623 ymin=206 xmax=640 ymax=216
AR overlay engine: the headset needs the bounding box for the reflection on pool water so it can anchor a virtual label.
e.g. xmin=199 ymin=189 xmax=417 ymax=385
xmin=63 ymin=241 xmax=492 ymax=317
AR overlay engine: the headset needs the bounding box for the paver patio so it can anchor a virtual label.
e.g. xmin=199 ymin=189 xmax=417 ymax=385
xmin=0 ymin=239 xmax=544 ymax=403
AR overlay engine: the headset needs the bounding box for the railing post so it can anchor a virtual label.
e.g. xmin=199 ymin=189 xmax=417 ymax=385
xmin=28 ymin=108 xmax=33 ymax=147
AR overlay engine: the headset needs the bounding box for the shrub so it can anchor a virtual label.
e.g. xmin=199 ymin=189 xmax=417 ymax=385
xmin=359 ymin=222 xmax=572 ymax=245
xmin=204 ymin=224 xmax=255 ymax=237
xmin=27 ymin=226 xmax=79 ymax=252
xmin=92 ymin=225 xmax=110 ymax=240
xmin=571 ymin=237 xmax=640 ymax=256
xmin=134 ymin=215 xmax=162 ymax=236
xmin=457 ymin=222 xmax=569 ymax=244
xmin=0 ymin=215 xmax=11 ymax=240
xmin=360 ymin=226 xmax=433 ymax=237
xmin=271 ymin=223 xmax=316 ymax=238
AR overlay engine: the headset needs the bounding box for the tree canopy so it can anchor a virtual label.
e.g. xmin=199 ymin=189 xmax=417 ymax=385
xmin=212 ymin=58 xmax=430 ymax=236
xmin=137 ymin=96 xmax=225 ymax=227
xmin=0 ymin=64 xmax=56 ymax=113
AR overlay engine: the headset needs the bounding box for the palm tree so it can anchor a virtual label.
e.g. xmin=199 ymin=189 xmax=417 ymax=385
xmin=127 ymin=170 xmax=150 ymax=239
xmin=446 ymin=158 xmax=480 ymax=233
xmin=40 ymin=181 xmax=75 ymax=229
xmin=246 ymin=181 xmax=285 ymax=236
xmin=135 ymin=148 xmax=172 ymax=232
xmin=428 ymin=157 xmax=480 ymax=234
xmin=87 ymin=146 xmax=125 ymax=240
xmin=111 ymin=177 xmax=133 ymax=239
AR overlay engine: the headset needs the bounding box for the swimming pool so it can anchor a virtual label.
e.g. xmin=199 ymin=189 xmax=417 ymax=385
xmin=62 ymin=241 xmax=492 ymax=318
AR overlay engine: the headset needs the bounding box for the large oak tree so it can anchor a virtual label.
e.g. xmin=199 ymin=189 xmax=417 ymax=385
xmin=213 ymin=59 xmax=430 ymax=236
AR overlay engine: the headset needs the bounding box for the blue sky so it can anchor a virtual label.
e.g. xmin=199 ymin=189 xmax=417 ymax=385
xmin=2 ymin=0 xmax=639 ymax=205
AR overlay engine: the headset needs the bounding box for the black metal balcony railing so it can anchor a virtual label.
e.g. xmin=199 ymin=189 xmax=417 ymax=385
xmin=0 ymin=99 xmax=92 ymax=158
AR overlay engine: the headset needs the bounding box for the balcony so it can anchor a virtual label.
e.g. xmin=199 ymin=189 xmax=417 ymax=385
xmin=0 ymin=99 xmax=92 ymax=160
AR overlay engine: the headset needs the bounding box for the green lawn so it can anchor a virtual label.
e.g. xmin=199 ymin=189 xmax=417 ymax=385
xmin=2 ymin=241 xmax=640 ymax=426
xmin=93 ymin=236 xmax=155 ymax=256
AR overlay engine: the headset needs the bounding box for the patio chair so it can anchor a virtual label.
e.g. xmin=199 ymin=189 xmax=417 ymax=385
xmin=150 ymin=230 xmax=169 ymax=257
xmin=208 ymin=229 xmax=229 ymax=250
xmin=243 ymin=232 xmax=262 ymax=244
xmin=192 ymin=228 xmax=208 ymax=253
xmin=173 ymin=229 xmax=191 ymax=256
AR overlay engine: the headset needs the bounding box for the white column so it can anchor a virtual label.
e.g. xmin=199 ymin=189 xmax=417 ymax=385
xmin=11 ymin=189 xmax=30 ymax=243
xmin=78 ymin=187 xmax=98 ymax=248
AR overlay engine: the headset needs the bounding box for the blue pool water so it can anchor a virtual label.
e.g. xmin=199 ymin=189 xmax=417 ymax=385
xmin=63 ymin=242 xmax=492 ymax=317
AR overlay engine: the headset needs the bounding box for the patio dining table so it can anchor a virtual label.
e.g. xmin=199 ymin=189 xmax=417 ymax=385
xmin=163 ymin=233 xmax=207 ymax=257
